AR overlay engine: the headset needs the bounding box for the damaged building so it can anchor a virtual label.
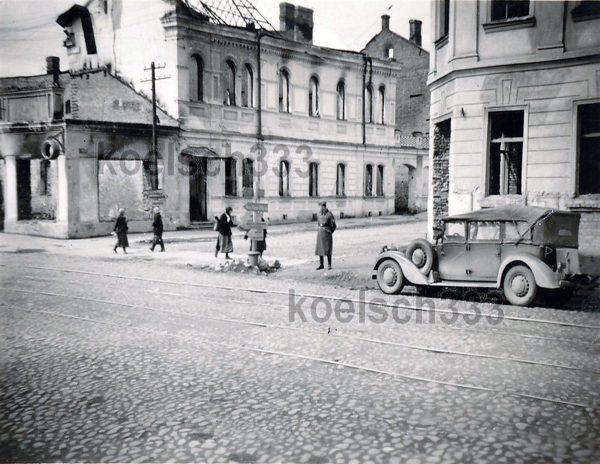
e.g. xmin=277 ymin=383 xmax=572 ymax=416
xmin=1 ymin=0 xmax=430 ymax=238
xmin=427 ymin=0 xmax=600 ymax=250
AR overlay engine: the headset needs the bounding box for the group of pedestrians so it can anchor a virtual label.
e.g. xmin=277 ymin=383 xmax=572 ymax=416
xmin=111 ymin=202 xmax=336 ymax=270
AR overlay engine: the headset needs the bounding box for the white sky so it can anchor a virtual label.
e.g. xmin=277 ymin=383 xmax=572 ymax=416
xmin=0 ymin=0 xmax=431 ymax=77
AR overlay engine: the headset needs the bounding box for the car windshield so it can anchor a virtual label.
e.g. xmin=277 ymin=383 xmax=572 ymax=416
xmin=443 ymin=221 xmax=466 ymax=242
xmin=468 ymin=221 xmax=500 ymax=241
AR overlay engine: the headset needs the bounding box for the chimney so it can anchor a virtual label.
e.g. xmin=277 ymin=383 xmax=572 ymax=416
xmin=279 ymin=3 xmax=314 ymax=44
xmin=409 ymin=19 xmax=422 ymax=47
xmin=381 ymin=14 xmax=390 ymax=31
xmin=279 ymin=2 xmax=296 ymax=40
xmin=46 ymin=56 xmax=61 ymax=86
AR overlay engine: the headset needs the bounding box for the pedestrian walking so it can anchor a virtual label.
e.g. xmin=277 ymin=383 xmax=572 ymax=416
xmin=113 ymin=208 xmax=129 ymax=254
xmin=215 ymin=206 xmax=235 ymax=259
xmin=150 ymin=206 xmax=165 ymax=252
xmin=244 ymin=217 xmax=267 ymax=257
xmin=315 ymin=201 xmax=336 ymax=270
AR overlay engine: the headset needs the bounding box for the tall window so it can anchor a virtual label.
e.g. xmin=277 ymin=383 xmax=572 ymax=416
xmin=491 ymin=0 xmax=530 ymax=21
xmin=279 ymin=69 xmax=290 ymax=113
xmin=224 ymin=60 xmax=236 ymax=106
xmin=225 ymin=158 xmax=237 ymax=196
xmin=242 ymin=64 xmax=253 ymax=108
xmin=438 ymin=0 xmax=450 ymax=39
xmin=578 ymin=102 xmax=600 ymax=194
xmin=336 ymin=163 xmax=346 ymax=197
xmin=366 ymin=85 xmax=373 ymax=123
xmin=376 ymin=165 xmax=384 ymax=196
xmin=377 ymin=86 xmax=385 ymax=124
xmin=309 ymin=76 xmax=319 ymax=117
xmin=279 ymin=160 xmax=290 ymax=196
xmin=191 ymin=55 xmax=204 ymax=101
xmin=365 ymin=164 xmax=373 ymax=196
xmin=488 ymin=110 xmax=524 ymax=195
xmin=242 ymin=158 xmax=254 ymax=197
xmin=336 ymin=81 xmax=346 ymax=120
xmin=386 ymin=46 xmax=394 ymax=59
xmin=40 ymin=160 xmax=51 ymax=196
xmin=309 ymin=162 xmax=319 ymax=197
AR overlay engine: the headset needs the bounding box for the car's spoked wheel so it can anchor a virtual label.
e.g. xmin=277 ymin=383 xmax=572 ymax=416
xmin=503 ymin=265 xmax=538 ymax=306
xmin=377 ymin=259 xmax=405 ymax=295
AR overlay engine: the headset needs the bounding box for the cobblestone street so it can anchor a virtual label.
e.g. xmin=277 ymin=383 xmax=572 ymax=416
xmin=1 ymin=220 xmax=599 ymax=463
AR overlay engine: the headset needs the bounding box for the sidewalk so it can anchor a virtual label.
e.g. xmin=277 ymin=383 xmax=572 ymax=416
xmin=131 ymin=212 xmax=427 ymax=244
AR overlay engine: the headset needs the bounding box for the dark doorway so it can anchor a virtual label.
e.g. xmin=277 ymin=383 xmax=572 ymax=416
xmin=189 ymin=157 xmax=207 ymax=222
xmin=17 ymin=159 xmax=32 ymax=220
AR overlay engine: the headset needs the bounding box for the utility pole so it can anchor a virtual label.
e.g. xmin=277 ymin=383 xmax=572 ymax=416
xmin=141 ymin=62 xmax=170 ymax=190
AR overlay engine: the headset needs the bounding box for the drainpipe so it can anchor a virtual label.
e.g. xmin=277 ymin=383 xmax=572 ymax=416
xmin=362 ymin=54 xmax=366 ymax=145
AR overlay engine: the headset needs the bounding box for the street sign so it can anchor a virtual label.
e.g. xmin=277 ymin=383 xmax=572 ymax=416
xmin=244 ymin=202 xmax=268 ymax=212
xmin=248 ymin=229 xmax=264 ymax=240
xmin=242 ymin=221 xmax=267 ymax=230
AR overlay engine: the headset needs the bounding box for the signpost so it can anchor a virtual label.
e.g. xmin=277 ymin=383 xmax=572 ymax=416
xmin=243 ymin=202 xmax=269 ymax=213
xmin=247 ymin=229 xmax=264 ymax=240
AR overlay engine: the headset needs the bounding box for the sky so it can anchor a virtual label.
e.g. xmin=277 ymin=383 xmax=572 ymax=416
xmin=0 ymin=0 xmax=431 ymax=77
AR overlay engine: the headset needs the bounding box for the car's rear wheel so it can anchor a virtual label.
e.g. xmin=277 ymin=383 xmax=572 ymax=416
xmin=406 ymin=239 xmax=434 ymax=275
xmin=377 ymin=259 xmax=405 ymax=295
xmin=503 ymin=265 xmax=538 ymax=306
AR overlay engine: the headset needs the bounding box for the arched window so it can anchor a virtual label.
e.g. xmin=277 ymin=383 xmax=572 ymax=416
xmin=365 ymin=85 xmax=373 ymax=123
xmin=279 ymin=160 xmax=290 ymax=196
xmin=309 ymin=162 xmax=318 ymax=197
xmin=336 ymin=163 xmax=345 ymax=197
xmin=376 ymin=164 xmax=384 ymax=196
xmin=365 ymin=164 xmax=373 ymax=196
xmin=309 ymin=76 xmax=319 ymax=117
xmin=242 ymin=158 xmax=254 ymax=197
xmin=225 ymin=158 xmax=237 ymax=196
xmin=191 ymin=55 xmax=204 ymax=101
xmin=242 ymin=63 xmax=253 ymax=108
xmin=279 ymin=68 xmax=290 ymax=113
xmin=336 ymin=81 xmax=346 ymax=120
xmin=377 ymin=85 xmax=385 ymax=124
xmin=224 ymin=60 xmax=236 ymax=106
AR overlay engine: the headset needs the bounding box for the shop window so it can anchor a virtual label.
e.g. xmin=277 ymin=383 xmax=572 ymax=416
xmin=488 ymin=110 xmax=524 ymax=195
xmin=577 ymin=102 xmax=600 ymax=194
xmin=571 ymin=1 xmax=600 ymax=21
xmin=309 ymin=162 xmax=318 ymax=197
xmin=225 ymin=158 xmax=237 ymax=196
xmin=336 ymin=163 xmax=346 ymax=197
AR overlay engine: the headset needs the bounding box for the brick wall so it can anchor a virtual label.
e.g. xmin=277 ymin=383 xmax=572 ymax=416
xmin=578 ymin=211 xmax=600 ymax=252
xmin=432 ymin=121 xmax=450 ymax=228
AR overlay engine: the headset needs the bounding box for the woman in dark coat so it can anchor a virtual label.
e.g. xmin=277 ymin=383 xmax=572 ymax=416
xmin=150 ymin=206 xmax=165 ymax=252
xmin=113 ymin=208 xmax=129 ymax=254
xmin=215 ymin=206 xmax=234 ymax=259
xmin=315 ymin=201 xmax=336 ymax=270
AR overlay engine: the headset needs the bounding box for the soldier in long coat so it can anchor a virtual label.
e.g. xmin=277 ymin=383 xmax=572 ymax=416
xmin=315 ymin=201 xmax=336 ymax=270
xmin=215 ymin=206 xmax=234 ymax=259
xmin=150 ymin=207 xmax=165 ymax=252
xmin=113 ymin=209 xmax=129 ymax=254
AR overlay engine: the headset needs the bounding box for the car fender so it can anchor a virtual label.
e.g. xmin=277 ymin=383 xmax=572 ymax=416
xmin=373 ymin=251 xmax=429 ymax=285
xmin=497 ymin=254 xmax=560 ymax=289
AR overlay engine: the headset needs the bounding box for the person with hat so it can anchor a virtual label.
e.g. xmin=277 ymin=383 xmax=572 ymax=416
xmin=112 ymin=208 xmax=129 ymax=254
xmin=150 ymin=206 xmax=165 ymax=252
xmin=315 ymin=201 xmax=336 ymax=270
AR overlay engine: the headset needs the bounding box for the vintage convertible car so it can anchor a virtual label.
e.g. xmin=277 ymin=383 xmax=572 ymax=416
xmin=372 ymin=206 xmax=583 ymax=306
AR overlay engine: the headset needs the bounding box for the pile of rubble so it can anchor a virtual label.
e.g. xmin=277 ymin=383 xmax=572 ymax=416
xmin=199 ymin=257 xmax=282 ymax=275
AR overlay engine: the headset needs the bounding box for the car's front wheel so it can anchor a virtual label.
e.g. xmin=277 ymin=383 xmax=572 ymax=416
xmin=377 ymin=259 xmax=405 ymax=295
xmin=503 ymin=265 xmax=538 ymax=306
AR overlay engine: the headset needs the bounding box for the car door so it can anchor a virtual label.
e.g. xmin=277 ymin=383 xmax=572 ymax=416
xmin=437 ymin=220 xmax=467 ymax=281
xmin=466 ymin=221 xmax=501 ymax=281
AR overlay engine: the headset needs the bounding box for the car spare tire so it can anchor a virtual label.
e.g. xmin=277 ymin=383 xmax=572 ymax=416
xmin=406 ymin=239 xmax=434 ymax=275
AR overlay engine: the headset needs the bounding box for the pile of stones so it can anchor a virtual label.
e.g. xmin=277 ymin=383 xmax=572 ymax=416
xmin=200 ymin=257 xmax=282 ymax=275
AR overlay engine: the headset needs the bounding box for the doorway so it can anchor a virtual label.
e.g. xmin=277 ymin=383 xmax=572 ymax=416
xmin=17 ymin=159 xmax=32 ymax=220
xmin=189 ymin=157 xmax=207 ymax=222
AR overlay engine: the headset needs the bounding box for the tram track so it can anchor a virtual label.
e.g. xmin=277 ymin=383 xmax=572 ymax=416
xmin=1 ymin=302 xmax=595 ymax=412
xmin=2 ymin=285 xmax=599 ymax=376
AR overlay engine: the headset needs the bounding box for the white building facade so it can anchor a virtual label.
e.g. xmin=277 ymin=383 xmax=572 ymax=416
xmin=427 ymin=0 xmax=600 ymax=250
